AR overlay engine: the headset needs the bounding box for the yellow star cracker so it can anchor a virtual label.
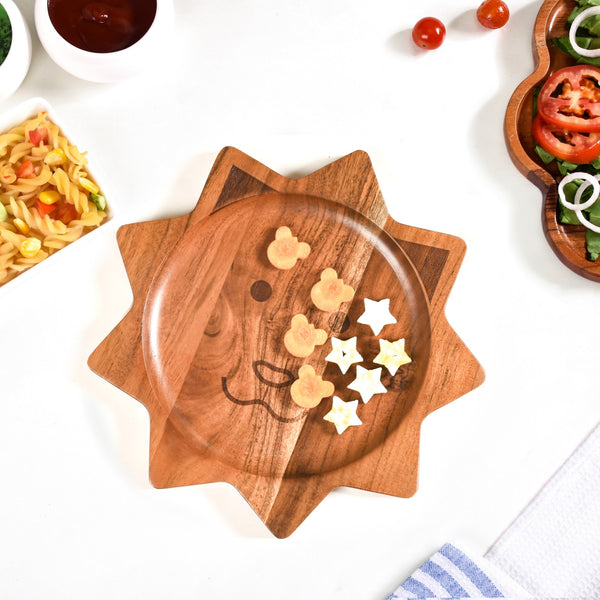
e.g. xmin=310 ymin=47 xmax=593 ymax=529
xmin=373 ymin=338 xmax=412 ymax=376
xmin=325 ymin=336 xmax=363 ymax=374
xmin=347 ymin=365 xmax=387 ymax=403
xmin=357 ymin=298 xmax=397 ymax=335
xmin=323 ymin=396 xmax=362 ymax=434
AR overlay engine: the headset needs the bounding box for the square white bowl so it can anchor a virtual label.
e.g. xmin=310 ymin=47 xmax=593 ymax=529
xmin=0 ymin=96 xmax=115 ymax=295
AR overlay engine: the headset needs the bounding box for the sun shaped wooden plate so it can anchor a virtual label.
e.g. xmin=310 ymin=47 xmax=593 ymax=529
xmin=506 ymin=0 xmax=600 ymax=281
xmin=88 ymin=147 xmax=484 ymax=537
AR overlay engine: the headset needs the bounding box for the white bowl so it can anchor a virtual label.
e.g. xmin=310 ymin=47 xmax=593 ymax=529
xmin=0 ymin=97 xmax=115 ymax=294
xmin=0 ymin=0 xmax=32 ymax=101
xmin=34 ymin=0 xmax=173 ymax=83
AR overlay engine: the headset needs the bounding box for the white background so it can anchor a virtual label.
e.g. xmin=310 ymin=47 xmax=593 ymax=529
xmin=1 ymin=0 xmax=599 ymax=598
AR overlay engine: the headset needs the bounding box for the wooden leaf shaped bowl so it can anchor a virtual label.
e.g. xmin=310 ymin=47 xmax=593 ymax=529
xmin=88 ymin=147 xmax=484 ymax=537
xmin=506 ymin=0 xmax=600 ymax=281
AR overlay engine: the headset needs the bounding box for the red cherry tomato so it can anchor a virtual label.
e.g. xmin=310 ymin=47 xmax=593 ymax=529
xmin=532 ymin=114 xmax=600 ymax=164
xmin=538 ymin=66 xmax=600 ymax=133
xmin=412 ymin=17 xmax=446 ymax=50
xmin=477 ymin=0 xmax=510 ymax=29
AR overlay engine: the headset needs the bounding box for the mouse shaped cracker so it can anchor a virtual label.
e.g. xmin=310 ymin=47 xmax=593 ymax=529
xmin=290 ymin=365 xmax=335 ymax=408
xmin=267 ymin=226 xmax=311 ymax=270
xmin=310 ymin=268 xmax=355 ymax=312
xmin=284 ymin=314 xmax=328 ymax=358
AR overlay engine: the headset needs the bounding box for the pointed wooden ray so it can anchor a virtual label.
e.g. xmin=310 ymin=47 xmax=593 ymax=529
xmin=88 ymin=147 xmax=484 ymax=537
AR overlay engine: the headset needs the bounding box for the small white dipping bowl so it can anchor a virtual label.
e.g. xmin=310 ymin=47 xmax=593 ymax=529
xmin=34 ymin=0 xmax=173 ymax=83
xmin=0 ymin=0 xmax=32 ymax=101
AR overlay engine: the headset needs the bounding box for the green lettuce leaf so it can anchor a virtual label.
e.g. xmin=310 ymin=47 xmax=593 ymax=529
xmin=553 ymin=36 xmax=600 ymax=66
xmin=558 ymin=181 xmax=584 ymax=225
xmin=585 ymin=228 xmax=600 ymax=260
xmin=534 ymin=144 xmax=556 ymax=165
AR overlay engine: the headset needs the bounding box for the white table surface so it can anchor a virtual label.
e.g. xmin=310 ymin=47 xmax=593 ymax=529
xmin=2 ymin=0 xmax=599 ymax=598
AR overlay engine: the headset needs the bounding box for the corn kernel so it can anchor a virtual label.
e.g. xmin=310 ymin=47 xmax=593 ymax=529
xmin=13 ymin=217 xmax=30 ymax=234
xmin=19 ymin=237 xmax=41 ymax=258
xmin=79 ymin=177 xmax=99 ymax=194
xmin=38 ymin=190 xmax=61 ymax=205
xmin=44 ymin=148 xmax=66 ymax=166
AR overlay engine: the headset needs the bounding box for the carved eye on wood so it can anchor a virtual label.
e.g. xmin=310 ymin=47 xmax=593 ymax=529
xmin=250 ymin=279 xmax=272 ymax=302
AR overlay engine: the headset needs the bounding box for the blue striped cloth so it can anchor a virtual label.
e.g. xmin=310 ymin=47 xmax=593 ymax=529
xmin=386 ymin=543 xmax=531 ymax=599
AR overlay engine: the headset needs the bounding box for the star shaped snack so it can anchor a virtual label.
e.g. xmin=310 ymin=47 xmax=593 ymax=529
xmin=347 ymin=365 xmax=387 ymax=403
xmin=325 ymin=336 xmax=363 ymax=374
xmin=323 ymin=396 xmax=362 ymax=434
xmin=373 ymin=338 xmax=412 ymax=376
xmin=357 ymin=298 xmax=396 ymax=335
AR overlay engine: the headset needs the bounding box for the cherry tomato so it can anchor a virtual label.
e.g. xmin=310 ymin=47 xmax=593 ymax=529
xmin=477 ymin=0 xmax=510 ymax=29
xmin=28 ymin=127 xmax=48 ymax=146
xmin=532 ymin=114 xmax=600 ymax=164
xmin=35 ymin=198 xmax=57 ymax=217
xmin=538 ymin=66 xmax=600 ymax=133
xmin=16 ymin=159 xmax=35 ymax=179
xmin=412 ymin=17 xmax=446 ymax=50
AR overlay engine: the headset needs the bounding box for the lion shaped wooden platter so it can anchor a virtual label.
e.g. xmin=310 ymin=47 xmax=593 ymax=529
xmin=88 ymin=147 xmax=484 ymax=537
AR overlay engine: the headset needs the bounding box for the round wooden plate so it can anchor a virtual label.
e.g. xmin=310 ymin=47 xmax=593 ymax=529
xmin=88 ymin=147 xmax=484 ymax=537
xmin=505 ymin=0 xmax=600 ymax=281
xmin=142 ymin=192 xmax=431 ymax=478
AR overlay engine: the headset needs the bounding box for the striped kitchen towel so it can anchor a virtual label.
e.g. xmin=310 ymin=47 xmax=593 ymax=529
xmin=386 ymin=542 xmax=532 ymax=599
xmin=385 ymin=424 xmax=600 ymax=599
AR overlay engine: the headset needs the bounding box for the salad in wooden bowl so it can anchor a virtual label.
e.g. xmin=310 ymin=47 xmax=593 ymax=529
xmin=506 ymin=0 xmax=600 ymax=281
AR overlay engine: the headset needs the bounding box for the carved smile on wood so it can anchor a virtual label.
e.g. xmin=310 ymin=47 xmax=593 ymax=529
xmin=88 ymin=147 xmax=484 ymax=538
xmin=221 ymin=360 xmax=304 ymax=424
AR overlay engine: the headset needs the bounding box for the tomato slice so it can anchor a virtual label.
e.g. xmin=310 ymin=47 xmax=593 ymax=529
xmin=15 ymin=159 xmax=35 ymax=179
xmin=538 ymin=66 xmax=600 ymax=132
xmin=28 ymin=127 xmax=48 ymax=146
xmin=35 ymin=198 xmax=56 ymax=217
xmin=532 ymin=114 xmax=600 ymax=164
xmin=52 ymin=202 xmax=79 ymax=224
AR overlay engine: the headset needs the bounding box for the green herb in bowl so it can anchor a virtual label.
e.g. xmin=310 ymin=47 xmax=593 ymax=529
xmin=0 ymin=3 xmax=12 ymax=66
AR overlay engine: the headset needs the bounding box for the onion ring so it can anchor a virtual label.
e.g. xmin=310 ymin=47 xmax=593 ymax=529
xmin=558 ymin=171 xmax=599 ymax=210
xmin=575 ymin=178 xmax=600 ymax=232
xmin=558 ymin=171 xmax=600 ymax=233
xmin=569 ymin=6 xmax=600 ymax=58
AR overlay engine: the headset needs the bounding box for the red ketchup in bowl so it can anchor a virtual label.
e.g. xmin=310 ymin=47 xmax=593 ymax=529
xmin=47 ymin=0 xmax=156 ymax=53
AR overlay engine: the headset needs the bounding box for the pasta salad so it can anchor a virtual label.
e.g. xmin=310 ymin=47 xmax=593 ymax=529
xmin=0 ymin=112 xmax=107 ymax=286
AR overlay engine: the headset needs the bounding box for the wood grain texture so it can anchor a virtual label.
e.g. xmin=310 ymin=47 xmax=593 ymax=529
xmin=88 ymin=147 xmax=484 ymax=537
xmin=505 ymin=0 xmax=600 ymax=281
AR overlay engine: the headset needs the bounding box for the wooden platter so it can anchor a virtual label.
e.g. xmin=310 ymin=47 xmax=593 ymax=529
xmin=88 ymin=147 xmax=484 ymax=537
xmin=505 ymin=0 xmax=600 ymax=281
